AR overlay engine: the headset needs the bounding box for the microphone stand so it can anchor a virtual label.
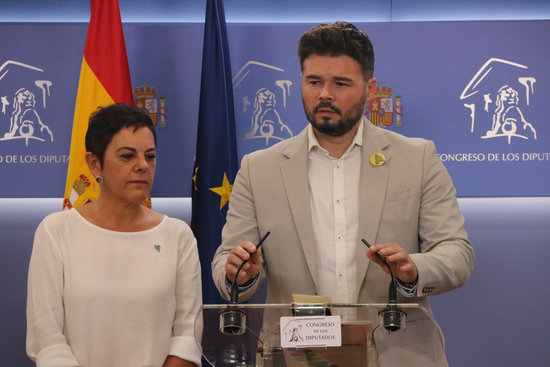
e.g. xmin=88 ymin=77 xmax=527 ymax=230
xmin=220 ymin=232 xmax=270 ymax=335
xmin=361 ymin=239 xmax=406 ymax=333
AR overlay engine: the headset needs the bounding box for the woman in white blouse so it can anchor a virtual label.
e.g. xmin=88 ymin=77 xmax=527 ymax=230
xmin=26 ymin=103 xmax=202 ymax=367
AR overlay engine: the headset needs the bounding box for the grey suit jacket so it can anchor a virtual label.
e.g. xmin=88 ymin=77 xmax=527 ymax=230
xmin=212 ymin=118 xmax=474 ymax=366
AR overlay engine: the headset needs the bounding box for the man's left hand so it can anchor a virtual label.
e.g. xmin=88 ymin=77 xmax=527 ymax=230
xmin=366 ymin=242 xmax=418 ymax=283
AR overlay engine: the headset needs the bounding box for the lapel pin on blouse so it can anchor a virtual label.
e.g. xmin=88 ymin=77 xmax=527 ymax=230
xmin=154 ymin=244 xmax=161 ymax=252
xmin=370 ymin=153 xmax=386 ymax=167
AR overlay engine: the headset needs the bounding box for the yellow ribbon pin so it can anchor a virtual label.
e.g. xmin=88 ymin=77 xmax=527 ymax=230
xmin=370 ymin=153 xmax=386 ymax=166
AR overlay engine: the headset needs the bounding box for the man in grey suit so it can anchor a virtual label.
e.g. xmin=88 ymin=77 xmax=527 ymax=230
xmin=212 ymin=21 xmax=474 ymax=366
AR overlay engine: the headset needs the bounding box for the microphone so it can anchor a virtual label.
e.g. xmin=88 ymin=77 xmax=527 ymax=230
xmin=361 ymin=239 xmax=406 ymax=333
xmin=220 ymin=231 xmax=270 ymax=335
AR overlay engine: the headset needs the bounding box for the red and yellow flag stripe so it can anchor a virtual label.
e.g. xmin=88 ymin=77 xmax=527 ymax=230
xmin=63 ymin=0 xmax=134 ymax=209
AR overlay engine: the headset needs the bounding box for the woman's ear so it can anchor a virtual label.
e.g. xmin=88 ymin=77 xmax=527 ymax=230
xmin=85 ymin=152 xmax=102 ymax=177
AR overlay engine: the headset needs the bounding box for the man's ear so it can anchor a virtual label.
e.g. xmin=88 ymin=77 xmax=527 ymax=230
xmin=366 ymin=77 xmax=377 ymax=101
xmin=85 ymin=152 xmax=101 ymax=177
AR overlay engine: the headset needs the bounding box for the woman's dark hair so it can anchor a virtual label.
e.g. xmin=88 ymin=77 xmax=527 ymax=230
xmin=298 ymin=21 xmax=375 ymax=81
xmin=85 ymin=103 xmax=156 ymax=166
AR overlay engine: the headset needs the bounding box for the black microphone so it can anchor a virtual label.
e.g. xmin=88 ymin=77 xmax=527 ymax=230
xmin=220 ymin=231 xmax=270 ymax=335
xmin=361 ymin=239 xmax=406 ymax=333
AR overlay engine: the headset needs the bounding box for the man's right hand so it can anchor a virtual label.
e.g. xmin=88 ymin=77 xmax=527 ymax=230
xmin=225 ymin=241 xmax=263 ymax=285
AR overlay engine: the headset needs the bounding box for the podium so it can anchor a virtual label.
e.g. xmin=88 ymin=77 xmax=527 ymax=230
xmin=194 ymin=303 xmax=445 ymax=367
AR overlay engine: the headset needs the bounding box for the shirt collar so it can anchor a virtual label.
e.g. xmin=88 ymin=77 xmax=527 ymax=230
xmin=307 ymin=119 xmax=364 ymax=156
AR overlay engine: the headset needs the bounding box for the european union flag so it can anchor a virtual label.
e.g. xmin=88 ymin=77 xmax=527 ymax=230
xmin=191 ymin=0 xmax=238 ymax=304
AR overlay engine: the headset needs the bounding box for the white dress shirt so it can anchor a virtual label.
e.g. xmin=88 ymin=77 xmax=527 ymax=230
xmin=308 ymin=121 xmax=364 ymax=305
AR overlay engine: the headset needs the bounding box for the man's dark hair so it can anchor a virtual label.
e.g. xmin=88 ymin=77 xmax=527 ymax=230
xmin=298 ymin=21 xmax=375 ymax=81
xmin=85 ymin=103 xmax=156 ymax=166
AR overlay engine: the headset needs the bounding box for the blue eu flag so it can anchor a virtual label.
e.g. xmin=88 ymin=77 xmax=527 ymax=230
xmin=191 ymin=0 xmax=238 ymax=304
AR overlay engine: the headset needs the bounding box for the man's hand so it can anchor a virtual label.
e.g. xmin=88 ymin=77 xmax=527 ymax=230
xmin=225 ymin=241 xmax=263 ymax=285
xmin=162 ymin=355 xmax=197 ymax=367
xmin=366 ymin=242 xmax=418 ymax=283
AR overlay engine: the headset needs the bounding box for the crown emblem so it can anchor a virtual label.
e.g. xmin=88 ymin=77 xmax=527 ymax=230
xmin=133 ymin=83 xmax=158 ymax=100
xmin=373 ymin=83 xmax=394 ymax=99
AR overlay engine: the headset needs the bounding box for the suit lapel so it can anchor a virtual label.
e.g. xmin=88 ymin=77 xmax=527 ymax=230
xmin=356 ymin=119 xmax=391 ymax=293
xmin=280 ymin=129 xmax=320 ymax=291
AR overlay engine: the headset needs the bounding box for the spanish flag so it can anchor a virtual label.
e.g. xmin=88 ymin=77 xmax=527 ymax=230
xmin=63 ymin=0 xmax=134 ymax=210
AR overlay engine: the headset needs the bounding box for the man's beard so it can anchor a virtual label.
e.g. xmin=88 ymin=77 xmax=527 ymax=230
xmin=303 ymin=95 xmax=366 ymax=137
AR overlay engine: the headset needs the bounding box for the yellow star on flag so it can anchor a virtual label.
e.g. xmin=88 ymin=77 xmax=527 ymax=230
xmin=192 ymin=166 xmax=198 ymax=191
xmin=210 ymin=172 xmax=233 ymax=210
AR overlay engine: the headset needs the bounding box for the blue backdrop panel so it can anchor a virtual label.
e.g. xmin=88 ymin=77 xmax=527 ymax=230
xmin=0 ymin=21 xmax=549 ymax=198
xmin=0 ymin=23 xmax=205 ymax=199
xmin=123 ymin=23 xmax=204 ymax=198
xmin=0 ymin=24 xmax=84 ymax=197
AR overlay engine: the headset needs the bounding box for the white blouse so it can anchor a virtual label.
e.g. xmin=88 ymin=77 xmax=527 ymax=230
xmin=26 ymin=209 xmax=202 ymax=367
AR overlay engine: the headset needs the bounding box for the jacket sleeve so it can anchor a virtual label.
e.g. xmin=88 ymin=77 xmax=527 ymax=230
xmin=211 ymin=154 xmax=265 ymax=302
xmin=410 ymin=141 xmax=475 ymax=297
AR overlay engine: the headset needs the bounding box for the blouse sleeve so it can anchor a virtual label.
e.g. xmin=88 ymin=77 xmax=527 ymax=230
xmin=167 ymin=223 xmax=203 ymax=366
xmin=26 ymin=216 xmax=80 ymax=367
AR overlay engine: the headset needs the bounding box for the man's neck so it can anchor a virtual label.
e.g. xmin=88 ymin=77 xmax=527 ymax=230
xmin=312 ymin=121 xmax=361 ymax=159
